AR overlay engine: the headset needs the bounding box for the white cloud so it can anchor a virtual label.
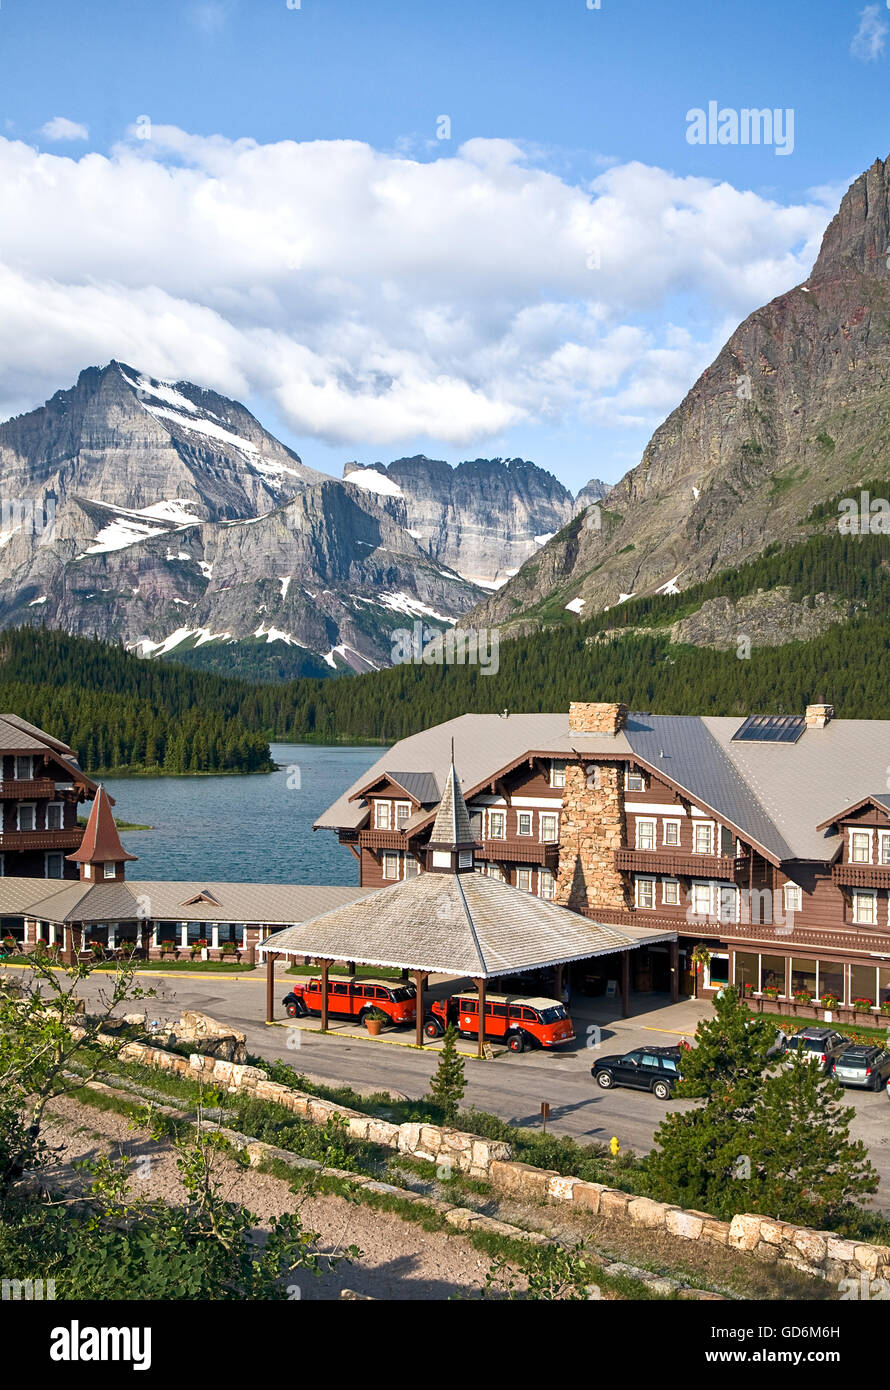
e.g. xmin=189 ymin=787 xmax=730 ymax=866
xmin=40 ymin=116 xmax=89 ymax=143
xmin=0 ymin=127 xmax=834 ymax=449
xmin=851 ymin=5 xmax=888 ymax=61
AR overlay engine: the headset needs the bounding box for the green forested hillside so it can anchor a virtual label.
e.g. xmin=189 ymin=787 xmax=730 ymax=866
xmin=1 ymin=531 xmax=888 ymax=772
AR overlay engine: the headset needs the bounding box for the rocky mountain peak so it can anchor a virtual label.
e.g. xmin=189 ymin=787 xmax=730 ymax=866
xmin=811 ymin=154 xmax=890 ymax=283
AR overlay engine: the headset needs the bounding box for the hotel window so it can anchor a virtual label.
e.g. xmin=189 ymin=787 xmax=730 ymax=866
xmin=374 ymin=801 xmax=391 ymax=830
xmin=853 ymin=890 xmax=877 ymax=926
xmin=636 ymin=818 xmax=656 ymax=851
xmin=540 ymin=813 xmax=558 ymax=843
xmin=382 ymin=852 xmax=400 ymax=880
xmin=626 ymin=770 xmax=645 ymax=792
xmin=0 ymin=854 xmax=5 ymax=876
xmin=17 ymin=803 xmax=36 ymax=832
xmin=850 ymin=831 xmax=872 ymax=864
xmin=693 ymin=822 xmax=714 ymax=855
xmin=469 ymin=809 xmax=483 ymax=840
xmin=635 ymin=876 xmax=655 ymax=909
xmin=46 ymin=802 xmax=64 ymax=831
xmin=14 ymin=756 xmax=33 ymax=781
xmin=517 ymin=868 xmax=532 ymax=892
xmin=549 ymin=760 xmax=566 ymax=790
xmin=45 ymin=853 xmax=63 ymax=879
xmin=394 ymin=801 xmax=411 ymax=829
xmin=488 ymin=810 xmax=506 ymax=839
xmin=783 ymin=883 xmax=802 ymax=914
xmin=662 ymin=879 xmax=680 ymax=907
xmin=663 ymin=819 xmax=680 ymax=847
xmin=487 ymin=864 xmax=506 ymax=882
xmin=404 ymin=856 xmax=420 ymax=878
xmin=718 ymin=886 xmax=740 ymax=923
xmin=538 ymin=869 xmax=555 ymax=900
xmin=880 ymin=832 xmax=890 ymax=865
xmin=517 ymin=812 xmax=533 ymax=836
xmin=691 ymin=882 xmax=712 ymax=918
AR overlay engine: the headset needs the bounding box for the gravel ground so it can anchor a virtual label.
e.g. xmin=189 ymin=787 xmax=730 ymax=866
xmin=39 ymin=1096 xmax=514 ymax=1301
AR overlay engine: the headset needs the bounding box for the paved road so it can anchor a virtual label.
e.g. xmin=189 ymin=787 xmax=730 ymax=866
xmin=15 ymin=964 xmax=890 ymax=1211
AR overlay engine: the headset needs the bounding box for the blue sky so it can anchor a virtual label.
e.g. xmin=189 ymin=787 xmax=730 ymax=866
xmin=1 ymin=0 xmax=889 ymax=491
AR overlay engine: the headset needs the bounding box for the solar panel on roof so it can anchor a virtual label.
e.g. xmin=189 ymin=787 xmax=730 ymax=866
xmin=731 ymin=714 xmax=806 ymax=744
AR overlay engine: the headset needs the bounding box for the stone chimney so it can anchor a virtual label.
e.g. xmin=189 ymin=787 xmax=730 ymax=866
xmin=568 ymin=701 xmax=628 ymax=736
xmin=805 ymin=703 xmax=835 ymax=730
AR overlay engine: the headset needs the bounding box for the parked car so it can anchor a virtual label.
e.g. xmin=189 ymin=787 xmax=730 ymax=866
xmin=592 ymin=1046 xmax=683 ymax=1100
xmin=424 ymin=991 xmax=574 ymax=1052
xmin=833 ymin=1044 xmax=890 ymax=1091
xmin=282 ymin=976 xmax=417 ymax=1027
xmin=782 ymin=1027 xmax=848 ymax=1074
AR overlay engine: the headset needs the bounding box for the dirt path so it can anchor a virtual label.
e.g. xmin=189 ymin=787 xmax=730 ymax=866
xmin=40 ymin=1096 xmax=513 ymax=1301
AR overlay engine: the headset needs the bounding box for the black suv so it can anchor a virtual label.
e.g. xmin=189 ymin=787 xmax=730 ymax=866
xmin=592 ymin=1046 xmax=683 ymax=1100
xmin=833 ymin=1044 xmax=890 ymax=1091
xmin=783 ymin=1028 xmax=847 ymax=1074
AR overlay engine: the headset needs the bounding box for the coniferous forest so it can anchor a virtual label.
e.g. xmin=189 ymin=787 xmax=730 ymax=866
xmin=0 ymin=530 xmax=887 ymax=774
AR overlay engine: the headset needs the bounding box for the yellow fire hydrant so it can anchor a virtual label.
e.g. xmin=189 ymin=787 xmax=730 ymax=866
xmin=609 ymin=1136 xmax=620 ymax=1157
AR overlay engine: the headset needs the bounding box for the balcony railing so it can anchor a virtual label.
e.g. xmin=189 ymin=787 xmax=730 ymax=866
xmin=0 ymin=828 xmax=83 ymax=851
xmin=614 ymin=848 xmax=748 ymax=881
xmin=479 ymin=838 xmax=559 ymax=865
xmin=357 ymin=827 xmax=417 ymax=849
xmin=832 ymin=862 xmax=890 ymax=889
xmin=0 ymin=779 xmax=57 ymax=799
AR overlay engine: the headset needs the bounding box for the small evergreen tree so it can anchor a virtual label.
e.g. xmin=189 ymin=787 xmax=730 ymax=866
xmin=426 ymin=1024 xmax=465 ymax=1122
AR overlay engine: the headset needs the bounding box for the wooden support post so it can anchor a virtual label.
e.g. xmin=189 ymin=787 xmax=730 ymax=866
xmin=670 ymin=937 xmax=679 ymax=1003
xmin=266 ymin=950 xmax=275 ymax=1023
xmin=476 ymin=976 xmax=487 ymax=1059
xmin=621 ymin=951 xmax=630 ymax=1019
xmin=555 ymin=963 xmax=564 ymax=1000
xmin=347 ymin=961 xmax=356 ymax=976
xmin=414 ymin=970 xmax=424 ymax=1047
xmin=320 ymin=959 xmax=330 ymax=1032
xmin=63 ymin=923 xmax=75 ymax=967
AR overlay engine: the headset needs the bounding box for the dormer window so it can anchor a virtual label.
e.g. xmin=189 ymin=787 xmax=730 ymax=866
xmin=14 ymin=756 xmax=33 ymax=781
xmin=626 ymin=771 xmax=645 ymax=793
xmin=880 ymin=832 xmax=890 ymax=866
xmin=850 ymin=831 xmax=872 ymax=864
xmin=104 ymin=862 xmax=117 ymax=880
xmin=395 ymin=801 xmax=410 ymax=829
xmin=549 ymin=760 xmax=566 ymax=789
xmin=374 ymin=801 xmax=391 ymax=830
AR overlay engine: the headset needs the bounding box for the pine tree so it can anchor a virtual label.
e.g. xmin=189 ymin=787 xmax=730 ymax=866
xmin=425 ymin=1024 xmax=465 ymax=1123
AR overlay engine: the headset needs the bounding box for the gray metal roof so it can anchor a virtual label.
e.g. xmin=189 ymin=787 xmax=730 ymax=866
xmin=383 ymin=771 xmax=440 ymax=805
xmin=6 ymin=878 xmax=371 ymax=925
xmin=705 ymin=716 xmax=890 ymax=861
xmin=260 ymin=870 xmax=675 ymax=977
xmin=625 ymin=713 xmax=794 ymax=862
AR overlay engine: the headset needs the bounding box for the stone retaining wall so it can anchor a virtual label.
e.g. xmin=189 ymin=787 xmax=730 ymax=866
xmin=489 ymin=1160 xmax=890 ymax=1287
xmin=98 ymin=1026 xmax=890 ymax=1287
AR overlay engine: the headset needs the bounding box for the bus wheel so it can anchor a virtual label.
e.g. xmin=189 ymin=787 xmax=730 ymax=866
xmin=507 ymin=1031 xmax=525 ymax=1053
xmin=424 ymin=1020 xmax=442 ymax=1040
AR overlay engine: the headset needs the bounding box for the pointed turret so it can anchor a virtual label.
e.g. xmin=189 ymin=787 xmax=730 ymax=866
xmin=67 ymin=785 xmax=137 ymax=882
xmin=426 ymin=752 xmax=478 ymax=874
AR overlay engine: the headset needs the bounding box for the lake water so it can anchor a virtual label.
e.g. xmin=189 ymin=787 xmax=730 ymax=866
xmin=104 ymin=744 xmax=384 ymax=885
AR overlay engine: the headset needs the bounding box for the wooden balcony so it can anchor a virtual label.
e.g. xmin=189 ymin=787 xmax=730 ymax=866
xmin=0 ymin=779 xmax=57 ymax=799
xmin=832 ymin=862 xmax=890 ymax=889
xmin=0 ymin=828 xmax=83 ymax=851
xmin=480 ymin=838 xmax=559 ymax=866
xmin=614 ymin=848 xmax=748 ymax=881
xmin=357 ymin=828 xmax=415 ymax=850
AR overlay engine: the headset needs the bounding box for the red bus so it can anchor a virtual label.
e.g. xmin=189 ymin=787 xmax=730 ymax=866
xmin=425 ymin=991 xmax=574 ymax=1053
xmin=282 ymin=976 xmax=417 ymax=1027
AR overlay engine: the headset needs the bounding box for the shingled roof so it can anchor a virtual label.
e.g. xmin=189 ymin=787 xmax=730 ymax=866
xmin=260 ymin=871 xmax=675 ymax=978
xmin=67 ymin=786 xmax=137 ymax=865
